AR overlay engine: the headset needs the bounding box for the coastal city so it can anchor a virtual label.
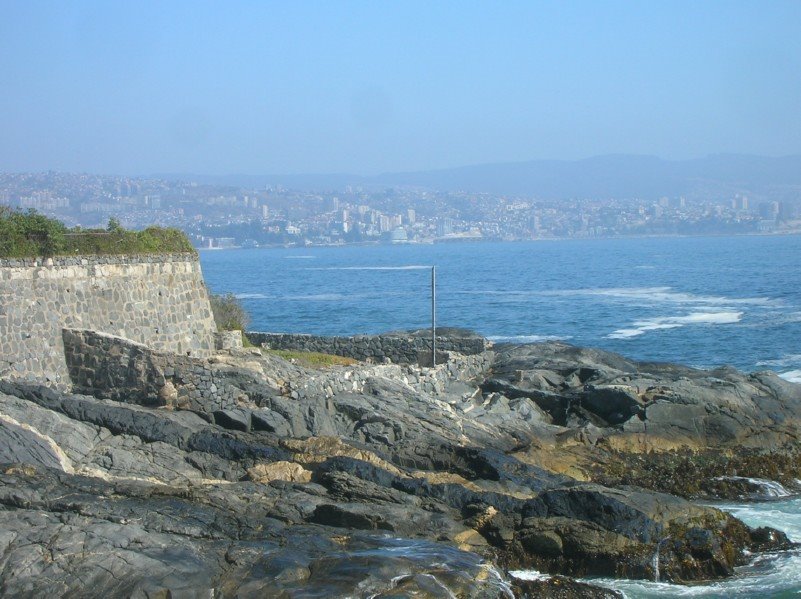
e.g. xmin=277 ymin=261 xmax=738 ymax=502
xmin=1 ymin=171 xmax=800 ymax=249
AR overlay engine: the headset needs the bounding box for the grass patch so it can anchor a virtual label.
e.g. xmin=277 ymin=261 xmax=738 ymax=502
xmin=265 ymin=349 xmax=357 ymax=368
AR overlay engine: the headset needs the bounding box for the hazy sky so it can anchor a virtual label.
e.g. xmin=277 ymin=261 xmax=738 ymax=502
xmin=2 ymin=1 xmax=800 ymax=176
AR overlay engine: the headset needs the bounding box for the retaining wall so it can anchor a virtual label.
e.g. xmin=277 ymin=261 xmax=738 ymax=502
xmin=0 ymin=254 xmax=217 ymax=386
xmin=247 ymin=331 xmax=490 ymax=365
xmin=62 ymin=328 xmax=246 ymax=413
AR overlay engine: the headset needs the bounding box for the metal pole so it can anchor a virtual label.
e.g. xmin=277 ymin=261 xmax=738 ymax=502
xmin=431 ymin=266 xmax=436 ymax=367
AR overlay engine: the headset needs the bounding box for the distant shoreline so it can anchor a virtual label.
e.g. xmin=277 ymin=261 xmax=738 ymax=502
xmin=197 ymin=229 xmax=801 ymax=251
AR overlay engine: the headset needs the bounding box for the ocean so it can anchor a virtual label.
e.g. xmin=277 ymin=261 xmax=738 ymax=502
xmin=200 ymin=234 xmax=801 ymax=381
xmin=200 ymin=235 xmax=801 ymax=597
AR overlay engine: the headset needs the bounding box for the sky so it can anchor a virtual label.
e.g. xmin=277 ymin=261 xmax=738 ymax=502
xmin=1 ymin=0 xmax=800 ymax=176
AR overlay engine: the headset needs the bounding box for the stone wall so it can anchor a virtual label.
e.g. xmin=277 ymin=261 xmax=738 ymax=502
xmin=63 ymin=328 xmax=246 ymax=414
xmin=0 ymin=254 xmax=217 ymax=386
xmin=247 ymin=331 xmax=490 ymax=365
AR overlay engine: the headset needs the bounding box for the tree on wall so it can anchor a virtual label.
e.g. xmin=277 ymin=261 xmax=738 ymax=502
xmin=107 ymin=217 xmax=123 ymax=233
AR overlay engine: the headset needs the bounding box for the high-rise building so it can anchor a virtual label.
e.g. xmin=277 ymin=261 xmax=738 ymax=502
xmin=758 ymin=201 xmax=779 ymax=219
xmin=437 ymin=218 xmax=453 ymax=236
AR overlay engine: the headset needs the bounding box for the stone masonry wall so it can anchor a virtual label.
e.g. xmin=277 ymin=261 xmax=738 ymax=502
xmin=0 ymin=254 xmax=217 ymax=387
xmin=63 ymin=328 xmax=246 ymax=414
xmin=247 ymin=332 xmax=490 ymax=365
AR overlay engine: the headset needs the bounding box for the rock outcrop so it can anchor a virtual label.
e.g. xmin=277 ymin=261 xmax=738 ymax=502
xmin=0 ymin=334 xmax=798 ymax=597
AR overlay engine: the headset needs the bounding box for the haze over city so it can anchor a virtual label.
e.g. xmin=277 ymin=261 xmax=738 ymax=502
xmin=2 ymin=0 xmax=800 ymax=177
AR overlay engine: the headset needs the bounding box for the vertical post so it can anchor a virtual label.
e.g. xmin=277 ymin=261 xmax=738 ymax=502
xmin=431 ymin=266 xmax=436 ymax=367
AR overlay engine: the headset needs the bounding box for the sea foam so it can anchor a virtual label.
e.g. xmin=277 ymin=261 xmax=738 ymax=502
xmin=544 ymin=286 xmax=776 ymax=307
xmin=608 ymin=312 xmax=742 ymax=340
xmin=780 ymin=370 xmax=801 ymax=384
xmin=758 ymin=354 xmax=801 ymax=368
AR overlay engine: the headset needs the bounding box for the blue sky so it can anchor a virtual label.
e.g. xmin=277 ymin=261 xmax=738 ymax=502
xmin=1 ymin=0 xmax=800 ymax=175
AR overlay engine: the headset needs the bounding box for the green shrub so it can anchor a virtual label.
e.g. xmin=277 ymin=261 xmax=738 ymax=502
xmin=0 ymin=210 xmax=196 ymax=258
xmin=0 ymin=208 xmax=67 ymax=257
xmin=209 ymin=293 xmax=250 ymax=332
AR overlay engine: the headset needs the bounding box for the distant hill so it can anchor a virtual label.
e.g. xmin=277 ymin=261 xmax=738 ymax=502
xmin=154 ymin=154 xmax=801 ymax=200
xmin=375 ymin=154 xmax=801 ymax=199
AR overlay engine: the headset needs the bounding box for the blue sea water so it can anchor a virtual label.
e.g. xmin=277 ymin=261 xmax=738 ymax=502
xmin=200 ymin=235 xmax=801 ymax=381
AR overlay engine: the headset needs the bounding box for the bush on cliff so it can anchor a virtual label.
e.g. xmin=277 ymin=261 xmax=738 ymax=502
xmin=0 ymin=209 xmax=195 ymax=257
xmin=210 ymin=293 xmax=250 ymax=332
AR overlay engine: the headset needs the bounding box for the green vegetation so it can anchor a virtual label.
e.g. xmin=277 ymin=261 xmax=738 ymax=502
xmin=0 ymin=208 xmax=195 ymax=258
xmin=265 ymin=349 xmax=357 ymax=368
xmin=209 ymin=293 xmax=250 ymax=332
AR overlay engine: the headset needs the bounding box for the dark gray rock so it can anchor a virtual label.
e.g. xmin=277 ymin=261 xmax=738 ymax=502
xmin=512 ymin=575 xmax=623 ymax=598
xmin=251 ymin=407 xmax=293 ymax=435
xmin=0 ymin=420 xmax=63 ymax=470
xmin=213 ymin=408 xmax=251 ymax=432
xmin=1 ymin=335 xmax=799 ymax=595
xmin=0 ymin=465 xmax=508 ymax=598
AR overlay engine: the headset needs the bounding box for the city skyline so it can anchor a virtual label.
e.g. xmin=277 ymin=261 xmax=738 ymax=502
xmin=2 ymin=170 xmax=798 ymax=250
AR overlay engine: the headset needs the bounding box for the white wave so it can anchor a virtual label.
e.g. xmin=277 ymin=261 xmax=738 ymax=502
xmin=608 ymin=322 xmax=685 ymax=339
xmin=712 ymin=476 xmax=792 ymax=498
xmin=309 ymin=265 xmax=431 ymax=271
xmin=487 ymin=335 xmax=572 ymax=343
xmin=669 ymin=312 xmax=743 ymax=325
xmin=235 ymin=293 xmax=268 ymax=299
xmin=758 ymin=354 xmax=801 ymax=368
xmin=508 ymin=569 xmax=552 ymax=582
xmin=608 ymin=312 xmax=742 ymax=340
xmin=719 ymin=501 xmax=801 ymax=542
xmin=286 ymin=293 xmax=347 ymax=301
xmin=780 ymin=370 xmax=801 ymax=384
xmin=634 ymin=265 xmax=656 ymax=269
xmin=608 ymin=328 xmax=647 ymax=339
xmin=543 ymin=286 xmax=776 ymax=307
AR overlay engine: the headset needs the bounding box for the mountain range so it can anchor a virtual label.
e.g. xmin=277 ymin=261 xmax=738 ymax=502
xmin=154 ymin=154 xmax=801 ymax=200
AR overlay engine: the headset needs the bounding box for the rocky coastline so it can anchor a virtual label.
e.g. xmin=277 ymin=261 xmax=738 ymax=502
xmin=1 ymin=328 xmax=800 ymax=597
